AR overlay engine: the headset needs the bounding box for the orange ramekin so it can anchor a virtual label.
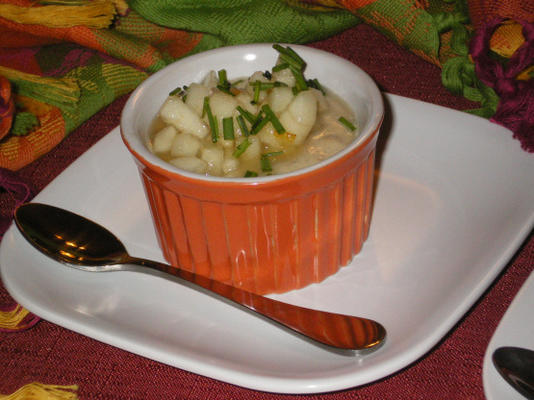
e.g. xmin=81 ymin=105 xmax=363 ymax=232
xmin=121 ymin=44 xmax=383 ymax=295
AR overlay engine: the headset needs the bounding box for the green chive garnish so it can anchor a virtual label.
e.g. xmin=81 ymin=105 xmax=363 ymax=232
xmin=233 ymin=138 xmax=250 ymax=158
xmin=216 ymin=69 xmax=234 ymax=95
xmin=284 ymin=46 xmax=306 ymax=67
xmin=236 ymin=106 xmax=256 ymax=124
xmin=272 ymin=62 xmax=289 ymax=72
xmin=338 ymin=116 xmax=356 ymax=131
xmin=222 ymin=117 xmax=235 ymax=140
xmin=203 ymin=96 xmax=219 ymax=142
xmin=307 ymin=78 xmax=325 ymax=95
xmin=260 ymin=151 xmax=283 ymax=173
xmin=273 ymin=44 xmax=306 ymax=70
xmin=250 ymin=115 xmax=270 ymax=135
xmin=260 ymin=155 xmax=273 ymax=172
xmin=253 ymin=81 xmax=287 ymax=90
xmin=252 ymin=83 xmax=261 ymax=104
xmin=169 ymin=85 xmax=187 ymax=97
xmin=290 ymin=65 xmax=308 ymax=92
xmin=218 ymin=69 xmax=227 ymax=84
xmin=244 ymin=170 xmax=258 ymax=177
xmin=261 ymin=104 xmax=285 ymax=134
xmin=236 ymin=115 xmax=250 ymax=137
xmin=250 ymin=81 xmax=287 ymax=104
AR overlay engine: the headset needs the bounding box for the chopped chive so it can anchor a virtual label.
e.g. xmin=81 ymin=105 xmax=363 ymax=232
xmin=250 ymin=115 xmax=270 ymax=135
xmin=217 ymin=84 xmax=234 ymax=95
xmin=217 ymin=69 xmax=234 ymax=95
xmin=273 ymin=44 xmax=306 ymax=70
xmin=252 ymin=83 xmax=261 ymax=104
xmin=250 ymin=81 xmax=288 ymax=104
xmin=283 ymin=45 xmax=306 ymax=68
xmin=261 ymin=104 xmax=285 ymax=134
xmin=169 ymin=87 xmax=183 ymax=96
xmin=278 ymin=52 xmax=305 ymax=71
xmin=338 ymin=116 xmax=356 ymax=131
xmin=202 ymin=95 xmax=207 ymax=117
xmin=290 ymin=65 xmax=308 ymax=92
xmin=218 ymin=69 xmax=227 ymax=84
xmin=236 ymin=115 xmax=250 ymax=137
xmin=260 ymin=151 xmax=283 ymax=173
xmin=272 ymin=62 xmax=289 ymax=72
xmin=260 ymin=155 xmax=273 ymax=172
xmin=169 ymin=85 xmax=187 ymax=96
xmin=222 ymin=117 xmax=235 ymax=140
xmin=233 ymin=138 xmax=250 ymax=158
xmin=307 ymin=78 xmax=325 ymax=95
xmin=236 ymin=106 xmax=256 ymax=124
xmin=252 ymin=81 xmax=287 ymax=90
xmin=203 ymin=96 xmax=219 ymax=142
xmin=244 ymin=170 xmax=258 ymax=177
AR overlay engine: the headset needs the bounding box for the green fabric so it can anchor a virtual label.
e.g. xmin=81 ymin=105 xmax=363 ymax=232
xmin=358 ymin=0 xmax=440 ymax=62
xmin=129 ymin=0 xmax=361 ymax=55
xmin=61 ymin=60 xmax=147 ymax=132
xmin=10 ymin=112 xmax=39 ymax=136
xmin=32 ymin=46 xmax=147 ymax=132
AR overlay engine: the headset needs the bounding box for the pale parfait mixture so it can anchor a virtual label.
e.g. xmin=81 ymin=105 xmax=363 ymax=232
xmin=148 ymin=45 xmax=358 ymax=177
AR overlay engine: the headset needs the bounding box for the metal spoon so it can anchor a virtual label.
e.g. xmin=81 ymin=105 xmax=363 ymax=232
xmin=493 ymin=346 xmax=534 ymax=399
xmin=14 ymin=202 xmax=386 ymax=352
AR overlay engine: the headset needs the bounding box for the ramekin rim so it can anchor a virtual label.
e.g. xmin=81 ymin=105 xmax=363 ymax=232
xmin=120 ymin=43 xmax=384 ymax=184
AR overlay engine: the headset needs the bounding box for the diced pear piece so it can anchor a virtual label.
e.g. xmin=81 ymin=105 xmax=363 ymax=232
xmin=222 ymin=157 xmax=239 ymax=175
xmin=268 ymin=86 xmax=293 ymax=114
xmin=160 ymin=96 xmax=209 ymax=139
xmin=239 ymin=136 xmax=261 ymax=163
xmin=169 ymin=156 xmax=208 ymax=174
xmin=272 ymin=66 xmax=295 ymax=87
xmin=152 ymin=125 xmax=177 ymax=153
xmin=210 ymin=92 xmax=238 ymax=119
xmin=201 ymin=146 xmax=224 ymax=176
xmin=170 ymin=133 xmax=201 ymax=157
xmin=279 ymin=90 xmax=317 ymax=145
xmin=185 ymin=83 xmax=210 ymax=116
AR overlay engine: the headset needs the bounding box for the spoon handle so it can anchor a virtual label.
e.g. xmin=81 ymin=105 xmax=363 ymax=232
xmin=129 ymin=256 xmax=385 ymax=351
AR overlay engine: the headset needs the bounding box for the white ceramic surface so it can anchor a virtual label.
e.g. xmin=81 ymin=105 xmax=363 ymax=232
xmin=483 ymin=271 xmax=534 ymax=400
xmin=1 ymin=94 xmax=533 ymax=394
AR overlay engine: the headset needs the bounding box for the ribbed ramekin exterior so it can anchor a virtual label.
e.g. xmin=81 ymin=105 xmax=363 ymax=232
xmin=136 ymin=147 xmax=376 ymax=295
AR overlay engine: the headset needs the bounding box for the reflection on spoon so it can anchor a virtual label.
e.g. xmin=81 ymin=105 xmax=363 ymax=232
xmin=493 ymin=346 xmax=534 ymax=399
xmin=15 ymin=202 xmax=386 ymax=352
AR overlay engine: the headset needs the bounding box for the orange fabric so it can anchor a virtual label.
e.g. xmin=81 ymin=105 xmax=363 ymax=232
xmin=0 ymin=76 xmax=14 ymax=140
xmin=0 ymin=16 xmax=107 ymax=53
xmin=0 ymin=96 xmax=65 ymax=170
xmin=490 ymin=21 xmax=526 ymax=58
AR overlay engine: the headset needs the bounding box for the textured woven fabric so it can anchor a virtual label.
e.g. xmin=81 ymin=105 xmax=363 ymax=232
xmin=0 ymin=0 xmax=532 ymax=171
xmin=0 ymin=0 xmax=359 ymax=170
xmin=1 ymin=24 xmax=532 ymax=399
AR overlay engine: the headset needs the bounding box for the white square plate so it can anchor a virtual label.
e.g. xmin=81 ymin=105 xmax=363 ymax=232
xmin=1 ymin=94 xmax=533 ymax=394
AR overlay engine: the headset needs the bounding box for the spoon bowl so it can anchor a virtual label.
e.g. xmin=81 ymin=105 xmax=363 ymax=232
xmin=493 ymin=346 xmax=534 ymax=399
xmin=14 ymin=202 xmax=386 ymax=352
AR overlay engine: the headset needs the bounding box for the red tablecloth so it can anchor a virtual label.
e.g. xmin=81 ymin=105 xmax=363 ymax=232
xmin=1 ymin=24 xmax=533 ymax=399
